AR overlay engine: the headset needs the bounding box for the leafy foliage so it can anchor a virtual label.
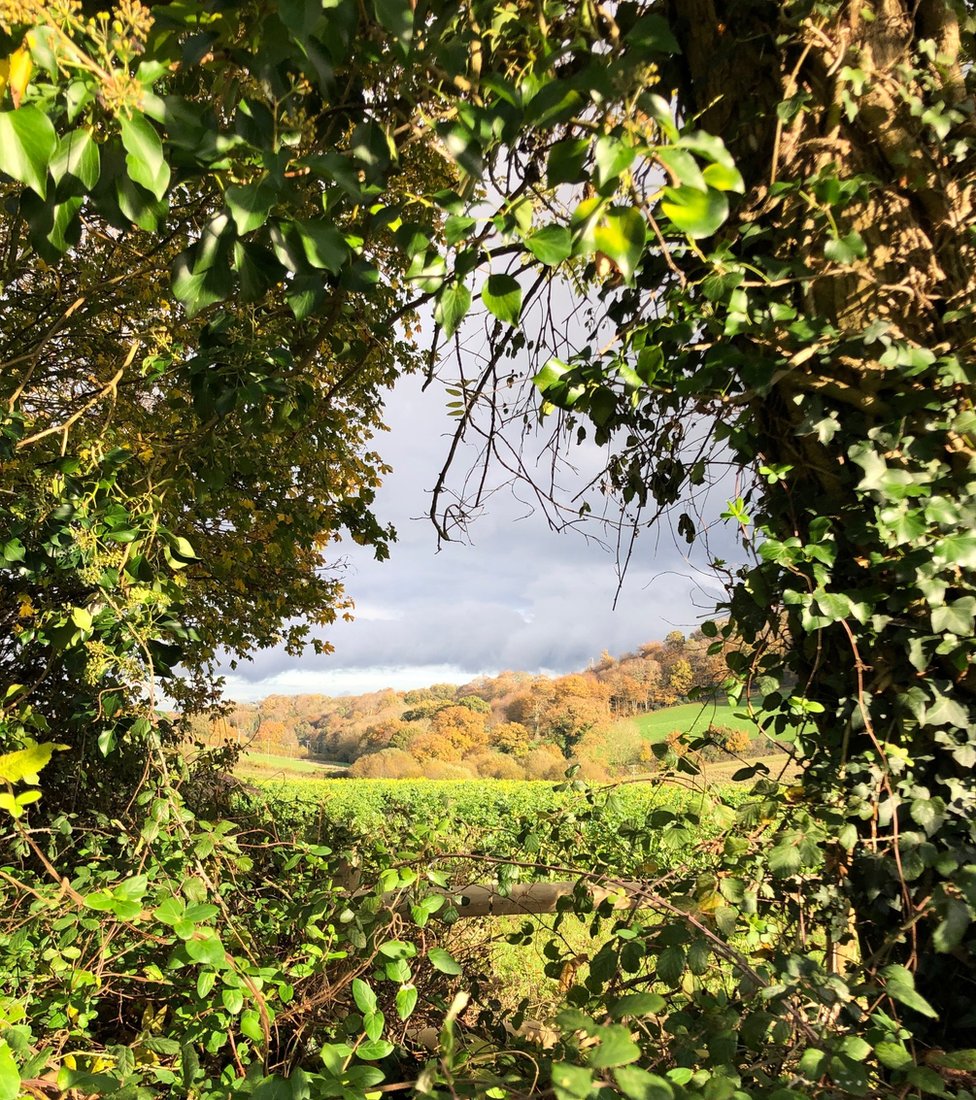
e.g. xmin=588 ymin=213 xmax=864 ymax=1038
xmin=1 ymin=0 xmax=975 ymax=1096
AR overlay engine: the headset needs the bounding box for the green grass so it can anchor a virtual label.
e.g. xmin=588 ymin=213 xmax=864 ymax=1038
xmin=631 ymin=702 xmax=759 ymax=742
xmin=235 ymin=751 xmax=347 ymax=782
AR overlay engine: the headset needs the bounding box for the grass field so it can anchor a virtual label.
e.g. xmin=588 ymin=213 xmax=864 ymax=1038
xmin=235 ymin=751 xmax=348 ymax=782
xmin=630 ymin=701 xmax=761 ymax=742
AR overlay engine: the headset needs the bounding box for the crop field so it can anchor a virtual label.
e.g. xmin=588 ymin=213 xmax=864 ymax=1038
xmin=249 ymin=777 xmax=736 ymax=887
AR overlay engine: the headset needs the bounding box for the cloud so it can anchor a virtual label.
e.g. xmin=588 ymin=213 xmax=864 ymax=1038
xmin=217 ymin=372 xmax=737 ymax=698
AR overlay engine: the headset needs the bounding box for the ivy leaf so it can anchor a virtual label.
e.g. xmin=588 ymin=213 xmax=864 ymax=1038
xmin=825 ymin=231 xmax=867 ymax=264
xmin=594 ymin=133 xmax=635 ymax=186
xmin=296 ymin=219 xmax=349 ymax=273
xmin=481 ymin=274 xmax=522 ymax=325
xmin=594 ymin=207 xmax=646 ymax=283
xmin=225 ymin=182 xmax=274 ymax=235
xmin=931 ymin=597 xmax=975 ymax=636
xmin=656 ymin=146 xmax=706 ymax=191
xmin=435 ymin=282 xmax=471 ymax=339
xmin=525 ymin=225 xmax=573 ymax=266
xmin=547 ymin=137 xmax=589 ymax=186
xmin=51 ymin=128 xmax=100 ymax=195
xmin=660 ymin=186 xmax=729 ymax=239
xmin=119 ymin=113 xmax=170 ymax=201
xmin=0 ymin=106 xmax=57 ymax=197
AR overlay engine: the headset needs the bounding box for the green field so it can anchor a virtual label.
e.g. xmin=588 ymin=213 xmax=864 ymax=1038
xmin=235 ymin=751 xmax=348 ymax=782
xmin=630 ymin=701 xmax=761 ymax=742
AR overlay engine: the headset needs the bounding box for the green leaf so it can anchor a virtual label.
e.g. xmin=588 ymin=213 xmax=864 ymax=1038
xmin=240 ymin=1009 xmax=264 ymax=1043
xmin=824 ymin=231 xmax=867 ymax=264
xmin=0 ymin=1042 xmax=19 ymax=1100
xmin=119 ymin=113 xmax=170 ymax=201
xmin=526 ymin=225 xmax=573 ymax=266
xmin=814 ymin=590 xmax=853 ymax=622
xmin=352 ymin=978 xmax=377 ymax=1015
xmin=225 ymin=182 xmax=274 ymax=235
xmin=427 ymin=947 xmax=462 ymax=975
xmin=928 ymin=1050 xmax=976 ymax=1072
xmin=594 ymin=207 xmax=646 ymax=282
xmin=547 ymin=137 xmax=589 ymax=186
xmin=185 ymin=933 xmax=227 ymax=968
xmin=676 ymin=130 xmax=736 ymax=169
xmin=395 ymin=985 xmax=418 ymax=1020
xmin=613 ymin=1066 xmax=674 ymax=1100
xmin=594 ymin=133 xmax=635 ymax=186
xmin=609 ymin=992 xmax=666 ymax=1019
xmin=881 ymin=964 xmax=938 ymax=1018
xmin=656 ymin=147 xmax=706 ymax=191
xmin=933 ymin=897 xmax=970 ymax=952
xmin=769 ymin=839 xmax=803 ymax=877
xmin=51 ymin=129 xmax=100 ymax=195
xmin=702 ymin=161 xmax=745 ymax=193
xmin=0 ymin=107 xmax=57 ymax=197
xmin=589 ymin=1025 xmax=640 ymax=1069
xmin=656 ymin=944 xmax=684 ymax=985
xmin=444 ymin=214 xmax=476 ymax=246
xmin=481 ymin=273 xmax=522 ymax=325
xmin=660 ymin=186 xmax=729 ymax=238
xmin=626 ymin=13 xmax=680 ymax=53
xmin=435 ymin=282 xmax=471 ymax=339
xmin=117 ymin=175 xmax=167 ymax=232
xmin=357 ymin=1039 xmax=394 ymax=1060
xmin=552 ymin=1062 xmax=594 ymax=1100
xmin=71 ymin=606 xmax=93 ymax=631
xmin=297 ymin=219 xmax=349 ymax=272
xmin=931 ymin=597 xmax=976 ymax=636
xmin=874 ymin=1041 xmax=913 ymax=1071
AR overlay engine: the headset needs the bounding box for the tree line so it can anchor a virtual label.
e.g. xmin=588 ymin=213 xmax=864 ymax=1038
xmin=187 ymin=629 xmax=778 ymax=778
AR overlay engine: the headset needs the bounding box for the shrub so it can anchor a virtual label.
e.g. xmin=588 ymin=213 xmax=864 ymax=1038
xmin=347 ymin=748 xmax=425 ymax=779
xmin=466 ymin=750 xmax=524 ymax=780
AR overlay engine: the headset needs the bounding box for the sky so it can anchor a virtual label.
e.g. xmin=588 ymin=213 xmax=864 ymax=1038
xmin=219 ymin=362 xmax=738 ymax=702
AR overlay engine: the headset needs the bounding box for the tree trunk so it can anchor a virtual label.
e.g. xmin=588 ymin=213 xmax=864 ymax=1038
xmin=669 ymin=0 xmax=976 ymax=1042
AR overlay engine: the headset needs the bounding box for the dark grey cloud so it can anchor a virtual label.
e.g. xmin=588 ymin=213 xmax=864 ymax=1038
xmin=219 ymin=370 xmax=736 ymax=700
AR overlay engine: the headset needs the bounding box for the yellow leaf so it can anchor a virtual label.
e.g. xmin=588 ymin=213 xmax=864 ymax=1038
xmin=0 ymin=741 xmax=65 ymax=785
xmin=7 ymin=47 xmax=32 ymax=108
xmin=0 ymin=56 xmax=8 ymax=102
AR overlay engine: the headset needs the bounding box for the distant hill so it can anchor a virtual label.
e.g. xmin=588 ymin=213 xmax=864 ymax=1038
xmin=187 ymin=630 xmax=788 ymax=780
